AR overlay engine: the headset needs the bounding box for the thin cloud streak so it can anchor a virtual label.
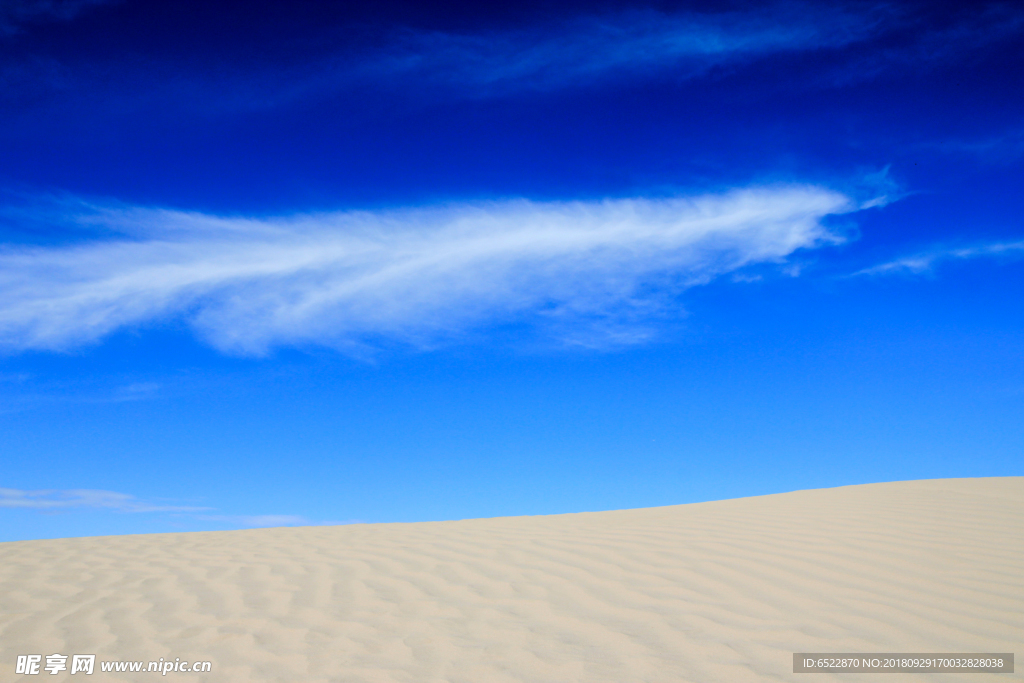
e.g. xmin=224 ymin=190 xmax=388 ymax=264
xmin=6 ymin=4 xmax=1022 ymax=118
xmin=0 ymin=186 xmax=854 ymax=354
xmin=0 ymin=487 xmax=209 ymax=513
xmin=209 ymin=4 xmax=1024 ymax=108
xmin=855 ymin=239 xmax=1024 ymax=276
xmin=1 ymin=487 xmax=312 ymax=530
xmin=358 ymin=5 xmax=889 ymax=96
xmin=0 ymin=3 xmax=907 ymax=115
xmin=195 ymin=514 xmax=310 ymax=528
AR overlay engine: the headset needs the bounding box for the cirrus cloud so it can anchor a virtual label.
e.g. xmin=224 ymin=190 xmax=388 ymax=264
xmin=0 ymin=185 xmax=854 ymax=355
xmin=361 ymin=4 xmax=892 ymax=97
xmin=855 ymin=239 xmax=1024 ymax=276
xmin=0 ymin=487 xmax=209 ymax=513
xmin=0 ymin=486 xmax=315 ymax=530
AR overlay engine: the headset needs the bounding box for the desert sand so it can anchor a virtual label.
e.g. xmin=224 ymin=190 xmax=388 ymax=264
xmin=2 ymin=477 xmax=1021 ymax=682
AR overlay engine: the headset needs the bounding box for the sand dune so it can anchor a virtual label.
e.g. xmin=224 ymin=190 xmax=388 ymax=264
xmin=2 ymin=478 xmax=1021 ymax=682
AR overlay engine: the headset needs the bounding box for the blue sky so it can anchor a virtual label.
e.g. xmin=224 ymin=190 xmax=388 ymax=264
xmin=1 ymin=0 xmax=1022 ymax=541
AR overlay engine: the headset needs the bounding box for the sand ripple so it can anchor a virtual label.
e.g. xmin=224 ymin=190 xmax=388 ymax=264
xmin=2 ymin=478 xmax=1021 ymax=682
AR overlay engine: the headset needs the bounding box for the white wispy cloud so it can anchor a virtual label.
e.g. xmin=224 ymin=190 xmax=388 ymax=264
xmin=855 ymin=240 xmax=1024 ymax=276
xmin=8 ymin=4 xmax=1022 ymax=117
xmin=195 ymin=514 xmax=309 ymax=527
xmin=294 ymin=3 xmax=1024 ymax=102
xmin=0 ymin=487 xmax=209 ymax=513
xmin=0 ymin=186 xmax=853 ymax=354
xmin=1 ymin=487 xmax=313 ymax=529
xmin=357 ymin=5 xmax=889 ymax=96
xmin=0 ymin=3 xmax=901 ymax=114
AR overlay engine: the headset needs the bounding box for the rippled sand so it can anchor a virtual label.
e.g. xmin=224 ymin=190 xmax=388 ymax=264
xmin=2 ymin=478 xmax=1021 ymax=682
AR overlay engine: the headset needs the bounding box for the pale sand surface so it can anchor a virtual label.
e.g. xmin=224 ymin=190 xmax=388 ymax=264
xmin=2 ymin=477 xmax=1021 ymax=682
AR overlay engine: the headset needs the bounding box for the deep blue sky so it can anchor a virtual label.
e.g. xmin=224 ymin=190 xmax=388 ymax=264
xmin=1 ymin=0 xmax=1021 ymax=541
